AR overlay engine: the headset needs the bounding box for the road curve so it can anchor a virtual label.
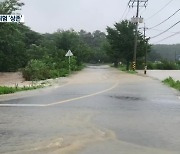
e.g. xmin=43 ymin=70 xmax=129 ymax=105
xmin=0 ymin=65 xmax=180 ymax=154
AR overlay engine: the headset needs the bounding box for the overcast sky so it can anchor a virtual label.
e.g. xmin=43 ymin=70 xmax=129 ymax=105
xmin=21 ymin=0 xmax=180 ymax=45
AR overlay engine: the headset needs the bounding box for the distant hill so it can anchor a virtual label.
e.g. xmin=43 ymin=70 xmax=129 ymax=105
xmin=149 ymin=44 xmax=180 ymax=61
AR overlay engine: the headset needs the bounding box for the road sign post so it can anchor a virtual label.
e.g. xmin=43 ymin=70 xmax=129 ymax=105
xmin=65 ymin=50 xmax=73 ymax=74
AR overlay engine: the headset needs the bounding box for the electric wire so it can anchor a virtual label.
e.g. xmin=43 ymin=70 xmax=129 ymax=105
xmin=139 ymin=7 xmax=147 ymax=16
xmin=124 ymin=7 xmax=131 ymax=19
xmin=146 ymin=0 xmax=174 ymax=21
xmin=153 ymin=31 xmax=180 ymax=44
xmin=149 ymin=28 xmax=177 ymax=34
xmin=150 ymin=21 xmax=180 ymax=39
xmin=120 ymin=5 xmax=129 ymax=20
xmin=148 ymin=9 xmax=180 ymax=29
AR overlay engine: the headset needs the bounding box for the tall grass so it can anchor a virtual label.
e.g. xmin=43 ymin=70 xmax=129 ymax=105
xmin=0 ymin=85 xmax=43 ymax=95
xmin=163 ymin=77 xmax=180 ymax=91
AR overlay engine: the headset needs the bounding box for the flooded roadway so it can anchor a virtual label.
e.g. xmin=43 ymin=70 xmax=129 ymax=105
xmin=0 ymin=65 xmax=180 ymax=154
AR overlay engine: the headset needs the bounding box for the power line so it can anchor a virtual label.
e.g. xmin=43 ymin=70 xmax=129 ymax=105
xmin=124 ymin=8 xmax=131 ymax=19
xmin=139 ymin=7 xmax=147 ymax=16
xmin=148 ymin=9 xmax=180 ymax=29
xmin=150 ymin=21 xmax=180 ymax=39
xmin=146 ymin=0 xmax=174 ymax=21
xmin=153 ymin=31 xmax=180 ymax=44
xmin=120 ymin=6 xmax=129 ymax=20
xmin=148 ymin=28 xmax=178 ymax=34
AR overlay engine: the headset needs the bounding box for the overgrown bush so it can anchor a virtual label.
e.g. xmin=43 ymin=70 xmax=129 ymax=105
xmin=163 ymin=77 xmax=180 ymax=91
xmin=158 ymin=61 xmax=177 ymax=70
xmin=23 ymin=56 xmax=82 ymax=81
xmin=23 ymin=59 xmax=50 ymax=81
xmin=147 ymin=62 xmax=156 ymax=69
xmin=136 ymin=59 xmax=144 ymax=69
xmin=0 ymin=87 xmax=16 ymax=94
xmin=147 ymin=61 xmax=179 ymax=70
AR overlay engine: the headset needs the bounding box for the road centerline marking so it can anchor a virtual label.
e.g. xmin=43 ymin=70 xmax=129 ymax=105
xmin=0 ymin=81 xmax=119 ymax=107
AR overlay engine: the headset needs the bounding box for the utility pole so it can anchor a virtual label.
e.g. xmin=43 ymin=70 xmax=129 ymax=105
xmin=142 ymin=23 xmax=148 ymax=74
xmin=128 ymin=0 xmax=148 ymax=71
xmin=139 ymin=24 xmax=148 ymax=74
xmin=133 ymin=0 xmax=139 ymax=71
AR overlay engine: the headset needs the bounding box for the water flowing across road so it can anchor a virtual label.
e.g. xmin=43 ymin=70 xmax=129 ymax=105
xmin=0 ymin=65 xmax=180 ymax=154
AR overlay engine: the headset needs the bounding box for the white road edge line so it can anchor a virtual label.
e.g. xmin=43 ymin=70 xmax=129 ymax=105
xmin=0 ymin=82 xmax=119 ymax=107
xmin=0 ymin=104 xmax=45 ymax=107
xmin=0 ymin=82 xmax=70 ymax=102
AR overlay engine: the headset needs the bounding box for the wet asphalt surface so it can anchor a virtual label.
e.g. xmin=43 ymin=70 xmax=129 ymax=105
xmin=0 ymin=65 xmax=180 ymax=154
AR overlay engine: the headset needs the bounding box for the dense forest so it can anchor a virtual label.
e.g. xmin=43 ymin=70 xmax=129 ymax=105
xmin=0 ymin=22 xmax=109 ymax=80
xmin=0 ymin=1 xmax=110 ymax=81
xmin=149 ymin=44 xmax=180 ymax=62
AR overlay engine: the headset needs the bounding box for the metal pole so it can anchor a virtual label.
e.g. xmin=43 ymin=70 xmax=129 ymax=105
xmin=133 ymin=0 xmax=140 ymax=71
xmin=144 ymin=23 xmax=147 ymax=75
xmin=69 ymin=56 xmax=71 ymax=74
xmin=144 ymin=41 xmax=148 ymax=74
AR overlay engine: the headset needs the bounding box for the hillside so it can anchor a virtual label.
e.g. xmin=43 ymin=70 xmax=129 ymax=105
xmin=150 ymin=44 xmax=180 ymax=61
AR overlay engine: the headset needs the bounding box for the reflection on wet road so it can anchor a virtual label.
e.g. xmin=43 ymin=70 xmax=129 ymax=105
xmin=0 ymin=65 xmax=180 ymax=154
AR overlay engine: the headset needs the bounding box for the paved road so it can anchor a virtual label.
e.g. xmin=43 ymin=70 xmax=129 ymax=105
xmin=0 ymin=65 xmax=180 ymax=154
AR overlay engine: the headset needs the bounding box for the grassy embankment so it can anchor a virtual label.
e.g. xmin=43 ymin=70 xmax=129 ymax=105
xmin=0 ymin=65 xmax=85 ymax=95
xmin=163 ymin=77 xmax=180 ymax=91
xmin=0 ymin=85 xmax=43 ymax=95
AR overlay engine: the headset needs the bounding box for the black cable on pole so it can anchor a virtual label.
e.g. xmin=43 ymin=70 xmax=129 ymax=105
xmin=153 ymin=31 xmax=180 ymax=44
xmin=150 ymin=21 xmax=180 ymax=39
xmin=148 ymin=9 xmax=180 ymax=29
xmin=146 ymin=0 xmax=174 ymax=21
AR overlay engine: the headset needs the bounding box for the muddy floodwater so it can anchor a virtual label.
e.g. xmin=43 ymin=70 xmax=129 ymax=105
xmin=0 ymin=65 xmax=180 ymax=154
xmin=137 ymin=70 xmax=180 ymax=81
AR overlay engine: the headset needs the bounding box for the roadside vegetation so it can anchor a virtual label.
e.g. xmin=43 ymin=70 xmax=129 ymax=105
xmin=0 ymin=0 xmax=152 ymax=81
xmin=118 ymin=64 xmax=137 ymax=74
xmin=163 ymin=77 xmax=180 ymax=91
xmin=0 ymin=85 xmax=43 ymax=95
xmin=147 ymin=61 xmax=180 ymax=70
xmin=0 ymin=0 xmax=109 ymax=81
xmin=151 ymin=44 xmax=180 ymax=62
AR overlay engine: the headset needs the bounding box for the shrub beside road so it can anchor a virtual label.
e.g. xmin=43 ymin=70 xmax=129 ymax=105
xmin=163 ymin=77 xmax=180 ymax=91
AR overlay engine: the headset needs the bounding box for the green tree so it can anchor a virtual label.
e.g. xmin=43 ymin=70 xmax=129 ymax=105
xmin=106 ymin=20 xmax=150 ymax=69
xmin=79 ymin=30 xmax=109 ymax=63
xmin=0 ymin=0 xmax=26 ymax=71
xmin=0 ymin=0 xmax=24 ymax=14
xmin=53 ymin=29 xmax=92 ymax=65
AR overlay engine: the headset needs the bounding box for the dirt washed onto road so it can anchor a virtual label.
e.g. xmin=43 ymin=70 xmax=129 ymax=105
xmin=0 ymin=72 xmax=30 ymax=87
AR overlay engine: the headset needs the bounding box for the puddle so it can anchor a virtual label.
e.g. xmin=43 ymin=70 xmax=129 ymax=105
xmin=110 ymin=95 xmax=144 ymax=101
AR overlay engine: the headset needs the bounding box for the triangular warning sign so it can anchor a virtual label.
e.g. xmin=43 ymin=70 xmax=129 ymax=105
xmin=65 ymin=50 xmax=73 ymax=57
